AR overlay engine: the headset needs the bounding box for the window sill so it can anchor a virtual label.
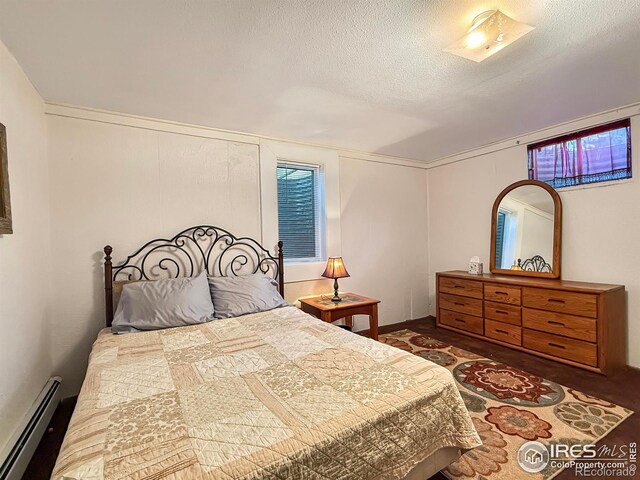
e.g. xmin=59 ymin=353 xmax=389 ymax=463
xmin=283 ymin=260 xmax=327 ymax=283
xmin=552 ymin=177 xmax=634 ymax=193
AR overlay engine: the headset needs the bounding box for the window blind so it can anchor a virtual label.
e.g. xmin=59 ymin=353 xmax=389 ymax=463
xmin=277 ymin=163 xmax=323 ymax=261
xmin=495 ymin=211 xmax=506 ymax=267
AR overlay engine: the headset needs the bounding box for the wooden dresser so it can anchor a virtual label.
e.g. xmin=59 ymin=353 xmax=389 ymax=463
xmin=436 ymin=271 xmax=626 ymax=374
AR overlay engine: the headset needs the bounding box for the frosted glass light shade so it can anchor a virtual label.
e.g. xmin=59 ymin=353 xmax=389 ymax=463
xmin=445 ymin=10 xmax=534 ymax=62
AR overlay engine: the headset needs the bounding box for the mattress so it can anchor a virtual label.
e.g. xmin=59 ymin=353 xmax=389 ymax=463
xmin=53 ymin=306 xmax=480 ymax=479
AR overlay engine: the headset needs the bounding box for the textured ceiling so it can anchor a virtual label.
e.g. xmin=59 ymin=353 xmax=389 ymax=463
xmin=1 ymin=0 xmax=639 ymax=162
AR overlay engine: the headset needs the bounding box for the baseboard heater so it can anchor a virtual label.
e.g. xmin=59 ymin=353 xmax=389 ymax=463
xmin=0 ymin=377 xmax=62 ymax=480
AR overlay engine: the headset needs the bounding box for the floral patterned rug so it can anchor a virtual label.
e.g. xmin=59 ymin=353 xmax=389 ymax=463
xmin=379 ymin=329 xmax=633 ymax=480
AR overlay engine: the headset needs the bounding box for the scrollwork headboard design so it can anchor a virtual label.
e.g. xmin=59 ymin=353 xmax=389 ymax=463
xmin=103 ymin=225 xmax=284 ymax=327
xmin=519 ymin=255 xmax=552 ymax=273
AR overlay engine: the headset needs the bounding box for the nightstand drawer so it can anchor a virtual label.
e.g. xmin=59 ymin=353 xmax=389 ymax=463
xmin=522 ymin=288 xmax=597 ymax=318
xmin=439 ymin=293 xmax=483 ymax=317
xmin=439 ymin=277 xmax=483 ymax=299
xmin=485 ymin=319 xmax=521 ymax=346
xmin=484 ymin=284 xmax=521 ymax=305
xmin=484 ymin=301 xmax=521 ymax=326
xmin=439 ymin=309 xmax=484 ymax=335
xmin=523 ymin=329 xmax=597 ymax=367
xmin=522 ymin=308 xmax=597 ymax=342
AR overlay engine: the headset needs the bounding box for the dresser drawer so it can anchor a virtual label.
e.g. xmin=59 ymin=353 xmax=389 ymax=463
xmin=439 ymin=276 xmax=483 ymax=299
xmin=523 ymin=308 xmax=597 ymax=342
xmin=484 ymin=301 xmax=521 ymax=326
xmin=439 ymin=293 xmax=483 ymax=317
xmin=484 ymin=284 xmax=521 ymax=305
xmin=522 ymin=288 xmax=597 ymax=318
xmin=485 ymin=319 xmax=521 ymax=346
xmin=439 ymin=309 xmax=484 ymax=335
xmin=523 ymin=329 xmax=597 ymax=367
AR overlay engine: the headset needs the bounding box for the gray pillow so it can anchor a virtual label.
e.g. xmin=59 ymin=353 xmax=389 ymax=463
xmin=112 ymin=271 xmax=215 ymax=333
xmin=208 ymin=273 xmax=288 ymax=319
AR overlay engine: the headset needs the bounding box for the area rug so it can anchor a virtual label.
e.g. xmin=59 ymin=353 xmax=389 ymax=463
xmin=379 ymin=329 xmax=633 ymax=480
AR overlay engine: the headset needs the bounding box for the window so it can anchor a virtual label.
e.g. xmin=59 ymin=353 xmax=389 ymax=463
xmin=495 ymin=208 xmax=518 ymax=269
xmin=260 ymin=140 xmax=340 ymax=282
xmin=528 ymin=119 xmax=631 ymax=188
xmin=495 ymin=210 xmax=506 ymax=268
xmin=276 ymin=163 xmax=325 ymax=262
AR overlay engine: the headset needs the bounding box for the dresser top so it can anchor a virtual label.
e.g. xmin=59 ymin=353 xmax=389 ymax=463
xmin=438 ymin=270 xmax=624 ymax=293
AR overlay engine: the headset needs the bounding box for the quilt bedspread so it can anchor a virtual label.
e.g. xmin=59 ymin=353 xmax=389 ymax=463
xmin=53 ymin=306 xmax=480 ymax=479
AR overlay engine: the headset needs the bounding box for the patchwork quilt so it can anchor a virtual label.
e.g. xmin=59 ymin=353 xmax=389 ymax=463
xmin=53 ymin=306 xmax=481 ymax=479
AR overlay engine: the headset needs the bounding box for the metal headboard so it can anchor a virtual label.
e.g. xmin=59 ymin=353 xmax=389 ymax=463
xmin=103 ymin=225 xmax=284 ymax=327
xmin=518 ymin=255 xmax=552 ymax=273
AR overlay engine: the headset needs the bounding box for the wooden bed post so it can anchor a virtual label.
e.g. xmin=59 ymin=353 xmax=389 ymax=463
xmin=104 ymin=245 xmax=114 ymax=327
xmin=277 ymin=240 xmax=285 ymax=297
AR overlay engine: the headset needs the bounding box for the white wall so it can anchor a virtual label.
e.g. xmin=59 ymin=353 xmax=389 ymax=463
xmin=47 ymin=113 xmax=430 ymax=397
xmin=47 ymin=116 xmax=262 ymax=396
xmin=338 ymin=157 xmax=429 ymax=330
xmin=0 ymin=41 xmax=52 ymax=453
xmin=520 ymin=208 xmax=553 ymax=264
xmin=427 ymin=113 xmax=640 ymax=368
xmin=284 ymin=157 xmax=430 ymax=332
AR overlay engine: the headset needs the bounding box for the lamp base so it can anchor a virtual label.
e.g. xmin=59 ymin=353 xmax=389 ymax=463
xmin=331 ymin=278 xmax=342 ymax=303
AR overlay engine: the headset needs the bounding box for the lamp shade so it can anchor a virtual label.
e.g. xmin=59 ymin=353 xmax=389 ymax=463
xmin=321 ymin=257 xmax=350 ymax=279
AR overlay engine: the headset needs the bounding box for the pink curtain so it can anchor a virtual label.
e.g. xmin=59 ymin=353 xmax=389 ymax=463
xmin=528 ymin=120 xmax=631 ymax=187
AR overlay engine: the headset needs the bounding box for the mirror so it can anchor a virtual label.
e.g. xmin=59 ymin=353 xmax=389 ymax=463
xmin=490 ymin=180 xmax=562 ymax=278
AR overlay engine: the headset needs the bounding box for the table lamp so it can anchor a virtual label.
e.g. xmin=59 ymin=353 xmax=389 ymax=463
xmin=321 ymin=257 xmax=350 ymax=303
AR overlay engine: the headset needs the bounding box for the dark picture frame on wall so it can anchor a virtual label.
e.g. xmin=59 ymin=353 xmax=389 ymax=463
xmin=0 ymin=122 xmax=12 ymax=234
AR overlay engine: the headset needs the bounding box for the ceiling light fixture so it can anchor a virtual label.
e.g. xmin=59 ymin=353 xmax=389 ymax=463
xmin=445 ymin=10 xmax=534 ymax=62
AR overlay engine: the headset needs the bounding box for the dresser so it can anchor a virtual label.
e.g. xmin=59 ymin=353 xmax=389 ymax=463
xmin=436 ymin=271 xmax=626 ymax=374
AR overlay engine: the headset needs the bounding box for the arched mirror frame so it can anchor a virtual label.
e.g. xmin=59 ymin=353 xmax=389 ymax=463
xmin=490 ymin=179 xmax=563 ymax=279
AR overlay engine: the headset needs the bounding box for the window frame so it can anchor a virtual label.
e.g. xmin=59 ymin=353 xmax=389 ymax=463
xmin=276 ymin=161 xmax=327 ymax=264
xmin=259 ymin=140 xmax=341 ymax=283
xmin=527 ymin=118 xmax=632 ymax=189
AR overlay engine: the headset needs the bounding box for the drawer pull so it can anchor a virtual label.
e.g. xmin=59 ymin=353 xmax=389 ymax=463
xmin=495 ymin=310 xmax=508 ymax=315
xmin=454 ymin=302 xmax=465 ymax=306
xmin=495 ymin=291 xmax=509 ymax=295
xmin=454 ymin=285 xmax=464 ymax=289
xmin=548 ymin=298 xmax=566 ymax=304
xmin=495 ymin=329 xmax=509 ymax=335
xmin=454 ymin=318 xmax=465 ymax=323
xmin=548 ymin=342 xmax=566 ymax=349
xmin=548 ymin=320 xmax=565 ymax=326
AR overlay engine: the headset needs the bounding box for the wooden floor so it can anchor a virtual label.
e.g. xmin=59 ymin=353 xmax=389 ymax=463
xmin=25 ymin=317 xmax=639 ymax=480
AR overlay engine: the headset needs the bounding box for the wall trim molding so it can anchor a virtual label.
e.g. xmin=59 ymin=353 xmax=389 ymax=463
xmin=45 ymin=101 xmax=640 ymax=172
xmin=424 ymin=102 xmax=640 ymax=170
xmin=44 ymin=102 xmax=429 ymax=170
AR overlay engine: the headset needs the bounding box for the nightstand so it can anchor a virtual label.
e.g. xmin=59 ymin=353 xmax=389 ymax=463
xmin=299 ymin=293 xmax=380 ymax=340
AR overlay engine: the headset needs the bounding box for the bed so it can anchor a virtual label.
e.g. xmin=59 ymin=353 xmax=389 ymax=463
xmin=52 ymin=225 xmax=480 ymax=479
